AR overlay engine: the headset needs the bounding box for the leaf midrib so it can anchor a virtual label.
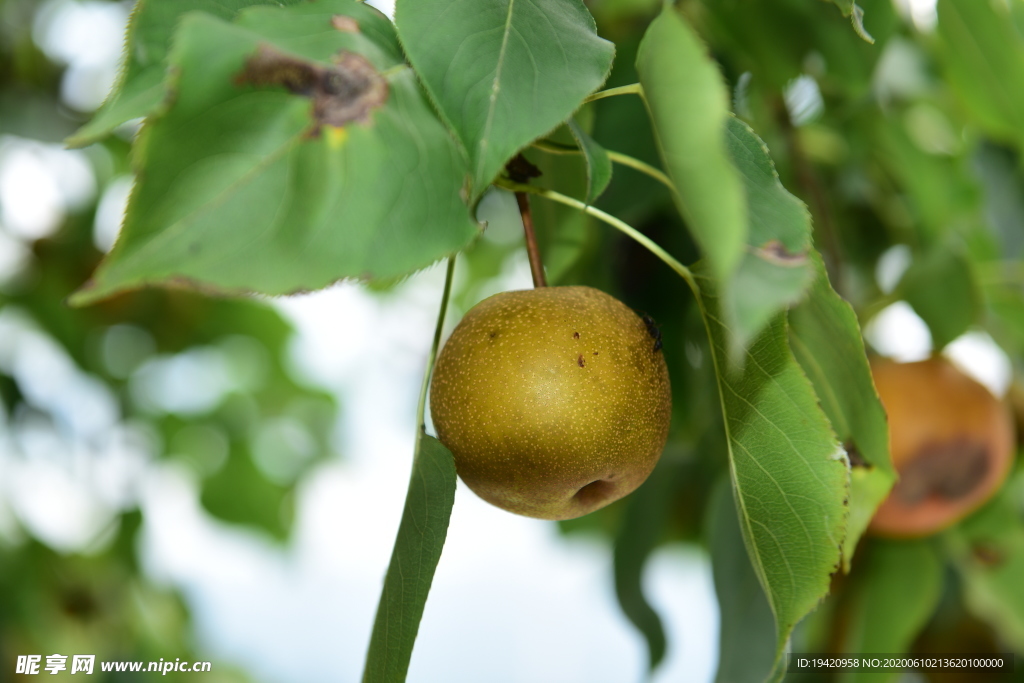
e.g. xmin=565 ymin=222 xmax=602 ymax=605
xmin=475 ymin=0 xmax=516 ymax=185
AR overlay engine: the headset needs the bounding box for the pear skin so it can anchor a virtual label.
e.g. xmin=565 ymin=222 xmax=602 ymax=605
xmin=429 ymin=286 xmax=671 ymax=520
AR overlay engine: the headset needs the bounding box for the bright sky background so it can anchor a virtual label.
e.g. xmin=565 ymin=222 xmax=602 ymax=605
xmin=0 ymin=0 xmax=1013 ymax=681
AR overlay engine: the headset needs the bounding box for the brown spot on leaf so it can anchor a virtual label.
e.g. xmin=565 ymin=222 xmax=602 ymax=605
xmin=573 ymin=331 xmax=580 ymax=339
xmin=331 ymin=15 xmax=360 ymax=32
xmin=845 ymin=441 xmax=869 ymax=468
xmin=754 ymin=239 xmax=808 ymax=267
xmin=236 ymin=45 xmax=387 ymax=131
xmin=577 ymin=355 xmax=585 ymax=368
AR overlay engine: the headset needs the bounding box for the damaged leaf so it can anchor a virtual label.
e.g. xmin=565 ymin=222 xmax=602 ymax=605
xmin=722 ymin=117 xmax=815 ymax=355
xmin=236 ymin=46 xmax=388 ymax=131
xmin=71 ymin=4 xmax=478 ymax=305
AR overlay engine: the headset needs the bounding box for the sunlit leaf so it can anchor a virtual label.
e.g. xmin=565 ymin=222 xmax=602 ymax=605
xmin=71 ymin=4 xmax=478 ymax=304
xmin=696 ymin=266 xmax=849 ymax=675
xmin=363 ymin=433 xmax=458 ymax=683
xmin=395 ymin=0 xmax=614 ymax=197
xmin=789 ymin=252 xmax=894 ymax=570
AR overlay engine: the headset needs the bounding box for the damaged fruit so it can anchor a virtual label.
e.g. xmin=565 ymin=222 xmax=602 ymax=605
xmin=869 ymin=357 xmax=1015 ymax=538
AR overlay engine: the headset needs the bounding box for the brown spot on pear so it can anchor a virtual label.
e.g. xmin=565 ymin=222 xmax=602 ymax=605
xmin=869 ymin=357 xmax=1015 ymax=538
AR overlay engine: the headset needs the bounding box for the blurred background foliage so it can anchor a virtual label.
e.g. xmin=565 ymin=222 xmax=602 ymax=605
xmin=1 ymin=0 xmax=1024 ymax=679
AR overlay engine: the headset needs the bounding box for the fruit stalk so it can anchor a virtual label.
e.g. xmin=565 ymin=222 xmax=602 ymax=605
xmin=516 ymin=191 xmax=547 ymax=288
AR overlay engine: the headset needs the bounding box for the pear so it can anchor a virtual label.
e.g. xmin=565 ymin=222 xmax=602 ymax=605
xmin=429 ymin=286 xmax=671 ymax=520
xmin=869 ymin=357 xmax=1015 ymax=538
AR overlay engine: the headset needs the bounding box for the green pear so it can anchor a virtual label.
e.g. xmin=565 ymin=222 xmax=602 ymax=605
xmin=429 ymin=286 xmax=671 ymax=520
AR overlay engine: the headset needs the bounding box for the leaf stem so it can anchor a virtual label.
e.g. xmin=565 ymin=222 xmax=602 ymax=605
xmin=585 ymin=83 xmax=643 ymax=103
xmin=516 ymin=192 xmax=548 ymax=287
xmin=531 ymin=140 xmax=673 ymax=190
xmin=606 ymin=151 xmax=673 ymax=190
xmin=415 ymin=257 xmax=456 ymax=436
xmin=499 ymin=180 xmax=696 ymax=293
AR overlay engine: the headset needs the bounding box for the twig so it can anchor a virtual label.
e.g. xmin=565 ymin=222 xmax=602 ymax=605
xmin=531 ymin=140 xmax=673 ymax=190
xmin=585 ymin=83 xmax=644 ymax=103
xmin=516 ymin=191 xmax=547 ymax=288
xmin=500 ymin=180 xmax=696 ymax=293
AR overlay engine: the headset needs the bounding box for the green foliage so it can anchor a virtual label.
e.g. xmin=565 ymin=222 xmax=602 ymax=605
xmin=363 ymin=434 xmax=457 ymax=683
xmin=723 ymin=116 xmax=815 ymax=352
xmin=394 ymin=0 xmax=614 ymax=197
xmin=839 ymin=539 xmax=944 ymax=683
xmin=612 ymin=458 xmax=682 ymax=672
xmin=695 ymin=265 xmax=849 ymax=675
xmin=707 ymin=478 xmax=776 ymax=683
xmin=68 ymin=0 xmax=306 ymax=147
xmin=636 ymin=5 xmax=746 ymax=283
xmin=899 ymin=243 xmax=980 ymax=349
xmin=71 ymin=1 xmax=478 ymax=304
xmin=789 ymin=253 xmax=895 ymax=569
xmin=937 ymin=0 xmax=1024 ymax=150
xmin=946 ymin=482 xmax=1024 ymax=652
xmin=7 ymin=0 xmax=1024 ymax=677
xmin=567 ymin=117 xmax=613 ymax=205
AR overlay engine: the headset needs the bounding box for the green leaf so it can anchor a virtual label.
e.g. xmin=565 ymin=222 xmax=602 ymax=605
xmin=827 ymin=0 xmax=874 ymax=44
xmin=839 ymin=539 xmax=943 ymax=683
xmin=66 ymin=0 xmax=320 ymax=147
xmin=71 ymin=5 xmax=478 ymax=305
xmin=898 ymin=244 xmax=979 ymax=349
xmin=695 ymin=266 xmax=849 ymax=674
xmin=567 ymin=118 xmax=613 ymax=205
xmin=946 ymin=485 xmax=1024 ymax=653
xmin=707 ymin=477 xmax=776 ymax=683
xmin=200 ymin=445 xmax=293 ymax=539
xmin=723 ymin=117 xmax=815 ymax=351
xmin=394 ymin=0 xmax=614 ymax=197
xmin=937 ymin=0 xmax=1024 ymax=150
xmin=637 ymin=6 xmax=747 ymax=282
xmin=789 ymin=252 xmax=895 ymax=571
xmin=613 ymin=459 xmax=680 ymax=672
xmin=363 ymin=433 xmax=457 ymax=683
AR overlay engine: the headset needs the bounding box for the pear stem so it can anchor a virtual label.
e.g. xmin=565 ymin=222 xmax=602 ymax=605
xmin=517 ymin=191 xmax=548 ymax=288
xmin=415 ymin=256 xmax=456 ymax=436
xmin=531 ymin=140 xmax=673 ymax=190
xmin=499 ymin=180 xmax=697 ymax=293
